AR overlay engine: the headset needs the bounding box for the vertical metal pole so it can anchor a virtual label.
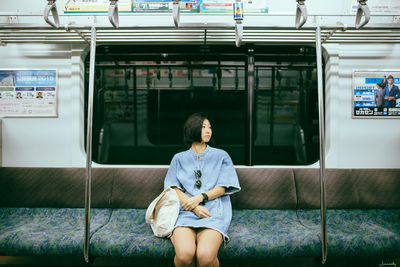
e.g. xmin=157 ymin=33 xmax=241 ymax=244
xmin=84 ymin=26 xmax=96 ymax=264
xmin=246 ymin=47 xmax=255 ymax=166
xmin=270 ymin=67 xmax=275 ymax=146
xmin=133 ymin=67 xmax=138 ymax=146
xmin=315 ymin=26 xmax=327 ymax=264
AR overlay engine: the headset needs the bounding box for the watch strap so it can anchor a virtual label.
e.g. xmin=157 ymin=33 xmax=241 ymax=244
xmin=201 ymin=193 xmax=209 ymax=205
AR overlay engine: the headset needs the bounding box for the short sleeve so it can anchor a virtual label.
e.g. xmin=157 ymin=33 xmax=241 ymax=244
xmin=164 ymin=155 xmax=184 ymax=191
xmin=216 ymin=152 xmax=241 ymax=195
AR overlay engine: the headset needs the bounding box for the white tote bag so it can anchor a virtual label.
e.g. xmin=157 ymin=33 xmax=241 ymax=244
xmin=145 ymin=187 xmax=180 ymax=238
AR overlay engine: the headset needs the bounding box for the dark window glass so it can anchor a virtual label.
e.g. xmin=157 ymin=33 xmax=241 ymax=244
xmin=85 ymin=45 xmax=320 ymax=165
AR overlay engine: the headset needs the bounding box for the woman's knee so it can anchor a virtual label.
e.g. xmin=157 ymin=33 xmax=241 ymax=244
xmin=175 ymin=246 xmax=196 ymax=265
xmin=171 ymin=227 xmax=197 ymax=265
xmin=196 ymin=247 xmax=218 ymax=267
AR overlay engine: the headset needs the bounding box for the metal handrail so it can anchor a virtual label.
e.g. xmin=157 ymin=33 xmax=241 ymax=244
xmin=355 ymin=0 xmax=370 ymax=29
xmin=108 ymin=0 xmax=119 ymax=29
xmin=315 ymin=25 xmax=327 ymax=264
xmin=1 ymin=24 xmax=400 ymax=30
xmin=84 ymin=26 xmax=96 ymax=264
xmin=43 ymin=0 xmax=59 ymax=28
xmin=173 ymin=0 xmax=180 ymax=27
xmin=295 ymin=0 xmax=307 ymax=29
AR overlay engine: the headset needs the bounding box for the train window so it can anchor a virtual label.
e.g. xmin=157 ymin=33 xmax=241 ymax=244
xmin=85 ymin=45 xmax=321 ymax=165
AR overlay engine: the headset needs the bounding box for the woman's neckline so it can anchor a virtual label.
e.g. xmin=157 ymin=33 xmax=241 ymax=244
xmin=190 ymin=144 xmax=210 ymax=159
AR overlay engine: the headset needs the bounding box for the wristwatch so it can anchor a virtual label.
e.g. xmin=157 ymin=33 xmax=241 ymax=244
xmin=201 ymin=193 xmax=209 ymax=205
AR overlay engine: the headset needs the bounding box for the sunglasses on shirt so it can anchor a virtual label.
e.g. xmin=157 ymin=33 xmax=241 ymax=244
xmin=194 ymin=170 xmax=202 ymax=189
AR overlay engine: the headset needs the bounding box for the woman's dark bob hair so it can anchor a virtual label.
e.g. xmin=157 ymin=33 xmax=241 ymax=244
xmin=183 ymin=112 xmax=212 ymax=145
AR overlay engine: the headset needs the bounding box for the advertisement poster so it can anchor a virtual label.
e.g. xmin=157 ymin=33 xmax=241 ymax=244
xmin=200 ymin=0 xmax=269 ymax=13
xmin=352 ymin=70 xmax=400 ymax=118
xmin=63 ymin=0 xmax=132 ymax=12
xmin=63 ymin=0 xmax=268 ymax=13
xmin=0 ymin=70 xmax=58 ymax=117
xmin=133 ymin=0 xmax=199 ymax=13
xmin=350 ymin=0 xmax=400 ymax=14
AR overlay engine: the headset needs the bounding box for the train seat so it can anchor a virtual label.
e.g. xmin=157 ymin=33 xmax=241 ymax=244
xmin=0 ymin=167 xmax=399 ymax=261
xmin=89 ymin=168 xmax=320 ymax=258
xmin=0 ymin=208 xmax=111 ymax=256
xmin=298 ymin=209 xmax=400 ymax=257
xmin=0 ymin=168 xmax=114 ymax=256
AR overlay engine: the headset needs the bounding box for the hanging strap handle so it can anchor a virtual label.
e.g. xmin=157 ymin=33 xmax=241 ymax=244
xmin=173 ymin=0 xmax=180 ymax=27
xmin=355 ymin=0 xmax=370 ymax=29
xmin=295 ymin=0 xmax=307 ymax=29
xmin=44 ymin=0 xmax=60 ymax=28
xmin=233 ymin=1 xmax=244 ymax=47
xmin=108 ymin=0 xmax=119 ymax=28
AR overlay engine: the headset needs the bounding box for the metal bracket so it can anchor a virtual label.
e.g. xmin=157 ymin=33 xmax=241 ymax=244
xmin=44 ymin=0 xmax=60 ymax=29
xmin=108 ymin=0 xmax=119 ymax=29
xmin=295 ymin=0 xmax=307 ymax=29
xmin=355 ymin=0 xmax=370 ymax=29
xmin=173 ymin=0 xmax=180 ymax=27
xmin=233 ymin=1 xmax=244 ymax=47
xmin=8 ymin=16 xmax=18 ymax=24
xmin=0 ymin=39 xmax=6 ymax=47
xmin=65 ymin=22 xmax=91 ymax=44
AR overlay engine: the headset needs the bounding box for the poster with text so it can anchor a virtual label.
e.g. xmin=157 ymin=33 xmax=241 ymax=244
xmin=350 ymin=0 xmax=400 ymax=14
xmin=133 ymin=0 xmax=200 ymax=13
xmin=63 ymin=0 xmax=132 ymax=12
xmin=0 ymin=70 xmax=58 ymax=117
xmin=352 ymin=70 xmax=400 ymax=118
xmin=200 ymin=0 xmax=269 ymax=13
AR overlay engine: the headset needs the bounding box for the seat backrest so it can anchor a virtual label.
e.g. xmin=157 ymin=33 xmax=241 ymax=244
xmin=1 ymin=167 xmax=399 ymax=209
xmin=294 ymin=168 xmax=400 ymax=209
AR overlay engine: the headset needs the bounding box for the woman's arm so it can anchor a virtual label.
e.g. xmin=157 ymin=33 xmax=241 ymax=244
xmin=181 ymin=186 xmax=226 ymax=211
xmin=171 ymin=186 xmax=190 ymax=205
xmin=205 ymin=186 xmax=226 ymax=201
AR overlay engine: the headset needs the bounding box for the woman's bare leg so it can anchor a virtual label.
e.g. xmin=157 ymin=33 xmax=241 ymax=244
xmin=171 ymin=227 xmax=197 ymax=267
xmin=195 ymin=228 xmax=223 ymax=267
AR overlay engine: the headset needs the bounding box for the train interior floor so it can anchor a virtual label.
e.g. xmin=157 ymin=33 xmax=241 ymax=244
xmin=0 ymin=256 xmax=399 ymax=267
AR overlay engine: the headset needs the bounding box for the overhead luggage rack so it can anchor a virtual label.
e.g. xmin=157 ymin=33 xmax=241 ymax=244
xmin=1 ymin=25 xmax=400 ymax=44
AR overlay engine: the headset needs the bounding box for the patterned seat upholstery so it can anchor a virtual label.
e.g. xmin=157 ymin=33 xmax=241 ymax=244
xmin=90 ymin=209 xmax=321 ymax=258
xmin=222 ymin=210 xmax=321 ymax=258
xmin=0 ymin=167 xmax=399 ymax=259
xmin=0 ymin=208 xmax=111 ymax=256
xmin=90 ymin=209 xmax=174 ymax=258
xmin=298 ymin=209 xmax=400 ymax=257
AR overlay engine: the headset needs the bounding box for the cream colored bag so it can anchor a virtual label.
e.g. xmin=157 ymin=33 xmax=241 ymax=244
xmin=145 ymin=187 xmax=180 ymax=238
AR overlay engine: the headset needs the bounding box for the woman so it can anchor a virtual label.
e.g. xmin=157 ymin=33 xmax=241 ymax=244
xmin=164 ymin=112 xmax=241 ymax=267
xmin=375 ymin=83 xmax=384 ymax=111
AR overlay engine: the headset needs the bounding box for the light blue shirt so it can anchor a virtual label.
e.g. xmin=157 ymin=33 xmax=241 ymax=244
xmin=164 ymin=145 xmax=241 ymax=242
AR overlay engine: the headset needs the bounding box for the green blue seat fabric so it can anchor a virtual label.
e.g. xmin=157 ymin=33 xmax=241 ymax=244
xmin=2 ymin=207 xmax=400 ymax=258
xmin=90 ymin=209 xmax=174 ymax=258
xmin=0 ymin=208 xmax=112 ymax=256
xmin=221 ymin=210 xmax=321 ymax=258
xmin=297 ymin=209 xmax=400 ymax=257
xmin=1 ymin=167 xmax=399 ymax=259
xmin=91 ymin=209 xmax=400 ymax=259
xmin=90 ymin=209 xmax=322 ymax=258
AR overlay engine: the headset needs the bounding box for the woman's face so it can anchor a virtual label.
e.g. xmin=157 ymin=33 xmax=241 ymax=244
xmin=201 ymin=119 xmax=212 ymax=143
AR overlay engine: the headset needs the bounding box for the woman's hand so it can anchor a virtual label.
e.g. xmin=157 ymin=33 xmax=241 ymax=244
xmin=193 ymin=206 xmax=212 ymax=218
xmin=182 ymin=195 xmax=203 ymax=211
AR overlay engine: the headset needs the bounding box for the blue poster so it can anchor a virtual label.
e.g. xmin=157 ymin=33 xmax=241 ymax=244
xmin=14 ymin=70 xmax=56 ymax=87
xmin=353 ymin=70 xmax=400 ymax=118
xmin=0 ymin=69 xmax=57 ymax=117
